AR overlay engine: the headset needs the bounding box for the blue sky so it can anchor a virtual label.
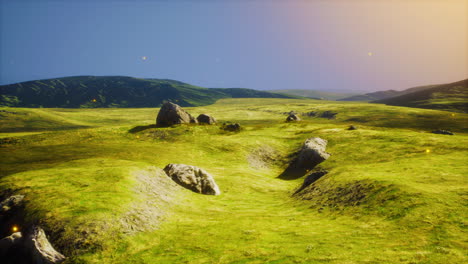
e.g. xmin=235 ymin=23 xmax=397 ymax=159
xmin=1 ymin=0 xmax=466 ymax=91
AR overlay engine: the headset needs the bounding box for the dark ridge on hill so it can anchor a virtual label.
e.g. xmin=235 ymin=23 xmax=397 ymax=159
xmin=268 ymin=89 xmax=356 ymax=100
xmin=0 ymin=76 xmax=295 ymax=108
xmin=373 ymin=79 xmax=468 ymax=113
xmin=338 ymin=84 xmax=438 ymax=101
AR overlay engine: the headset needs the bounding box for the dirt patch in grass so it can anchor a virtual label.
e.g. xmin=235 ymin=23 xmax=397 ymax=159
xmin=247 ymin=145 xmax=282 ymax=169
xmin=120 ymin=166 xmax=182 ymax=234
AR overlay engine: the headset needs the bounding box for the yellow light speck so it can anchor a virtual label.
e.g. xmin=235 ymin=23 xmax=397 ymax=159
xmin=92 ymin=99 xmax=97 ymax=102
xmin=136 ymin=135 xmax=140 ymax=139
xmin=426 ymin=149 xmax=431 ymax=153
xmin=12 ymin=225 xmax=18 ymax=232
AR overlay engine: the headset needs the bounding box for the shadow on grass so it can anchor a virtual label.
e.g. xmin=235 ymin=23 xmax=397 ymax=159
xmin=278 ymin=166 xmax=307 ymax=180
xmin=128 ymin=124 xmax=158 ymax=134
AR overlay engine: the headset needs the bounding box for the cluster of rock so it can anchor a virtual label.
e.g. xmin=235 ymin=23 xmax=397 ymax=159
xmin=156 ymin=102 xmax=217 ymax=127
xmin=0 ymin=194 xmax=65 ymax=264
xmin=283 ymin=110 xmax=338 ymax=122
xmin=286 ymin=113 xmax=301 ymax=122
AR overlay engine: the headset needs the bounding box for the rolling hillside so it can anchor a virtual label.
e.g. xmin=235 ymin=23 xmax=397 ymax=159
xmin=338 ymin=84 xmax=438 ymax=101
xmin=373 ymin=79 xmax=468 ymax=113
xmin=1 ymin=99 xmax=467 ymax=263
xmin=0 ymin=76 xmax=295 ymax=108
xmin=268 ymin=89 xmax=355 ymax=100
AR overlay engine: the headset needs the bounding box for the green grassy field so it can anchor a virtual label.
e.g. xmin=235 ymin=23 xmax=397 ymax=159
xmin=1 ymin=98 xmax=467 ymax=264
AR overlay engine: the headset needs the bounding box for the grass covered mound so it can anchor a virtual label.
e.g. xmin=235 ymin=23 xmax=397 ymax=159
xmin=0 ymin=98 xmax=467 ymax=263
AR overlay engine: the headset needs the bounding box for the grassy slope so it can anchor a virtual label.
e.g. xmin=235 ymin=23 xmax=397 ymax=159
xmin=374 ymin=79 xmax=468 ymax=113
xmin=0 ymin=99 xmax=467 ymax=264
xmin=268 ymin=89 xmax=355 ymax=100
xmin=0 ymin=76 xmax=294 ymax=108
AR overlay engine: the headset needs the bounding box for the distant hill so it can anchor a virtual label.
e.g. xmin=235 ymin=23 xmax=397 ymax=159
xmin=373 ymin=79 xmax=468 ymax=113
xmin=0 ymin=76 xmax=295 ymax=108
xmin=338 ymin=84 xmax=438 ymax=101
xmin=268 ymin=89 xmax=355 ymax=100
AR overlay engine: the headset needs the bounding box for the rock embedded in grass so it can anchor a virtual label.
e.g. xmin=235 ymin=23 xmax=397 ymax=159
xmin=286 ymin=113 xmax=301 ymax=122
xmin=279 ymin=137 xmax=331 ymax=179
xmin=222 ymin=123 xmax=241 ymax=132
xmin=294 ymin=169 xmax=328 ymax=194
xmin=431 ymin=129 xmax=454 ymax=135
xmin=197 ymin=114 xmax=217 ymax=124
xmin=163 ymin=164 xmax=221 ymax=195
xmin=320 ymin=111 xmax=338 ymax=119
xmin=347 ymin=125 xmax=357 ymax=130
xmin=156 ymin=102 xmax=197 ymax=127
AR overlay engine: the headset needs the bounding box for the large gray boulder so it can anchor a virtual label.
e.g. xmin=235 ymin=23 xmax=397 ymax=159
xmin=279 ymin=137 xmax=330 ymax=179
xmin=156 ymin=102 xmax=197 ymax=127
xmin=197 ymin=114 xmax=216 ymax=124
xmin=163 ymin=164 xmax=220 ymax=195
xmin=295 ymin=138 xmax=331 ymax=169
xmin=26 ymin=226 xmax=66 ymax=264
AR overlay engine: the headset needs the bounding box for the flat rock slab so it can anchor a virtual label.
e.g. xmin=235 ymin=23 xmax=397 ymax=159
xmin=164 ymin=164 xmax=221 ymax=195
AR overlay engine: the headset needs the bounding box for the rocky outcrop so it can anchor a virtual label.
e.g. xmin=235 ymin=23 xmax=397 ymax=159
xmin=0 ymin=195 xmax=24 ymax=213
xmin=222 ymin=123 xmax=241 ymax=132
xmin=432 ymin=129 xmax=454 ymax=135
xmin=347 ymin=125 xmax=357 ymax=130
xmin=279 ymin=137 xmax=331 ymax=179
xmin=0 ymin=226 xmax=65 ymax=264
xmin=197 ymin=114 xmax=216 ymax=124
xmin=26 ymin=226 xmax=65 ymax=264
xmin=163 ymin=164 xmax=220 ymax=195
xmin=286 ymin=114 xmax=301 ymax=122
xmin=156 ymin=102 xmax=197 ymax=127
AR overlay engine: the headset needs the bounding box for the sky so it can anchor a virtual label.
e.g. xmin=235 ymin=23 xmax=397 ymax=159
xmin=0 ymin=0 xmax=466 ymax=92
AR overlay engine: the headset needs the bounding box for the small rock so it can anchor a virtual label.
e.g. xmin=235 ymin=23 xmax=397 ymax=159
xmin=286 ymin=114 xmax=301 ymax=122
xmin=431 ymin=129 xmax=454 ymax=135
xmin=295 ymin=170 xmax=328 ymax=194
xmin=320 ymin=111 xmax=337 ymax=119
xmin=163 ymin=164 xmax=221 ymax=195
xmin=347 ymin=125 xmax=357 ymax=130
xmin=197 ymin=114 xmax=216 ymax=124
xmin=222 ymin=123 xmax=241 ymax=132
xmin=156 ymin=102 xmax=197 ymax=127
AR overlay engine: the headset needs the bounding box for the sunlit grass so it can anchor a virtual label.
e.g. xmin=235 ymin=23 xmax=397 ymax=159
xmin=0 ymin=98 xmax=467 ymax=263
